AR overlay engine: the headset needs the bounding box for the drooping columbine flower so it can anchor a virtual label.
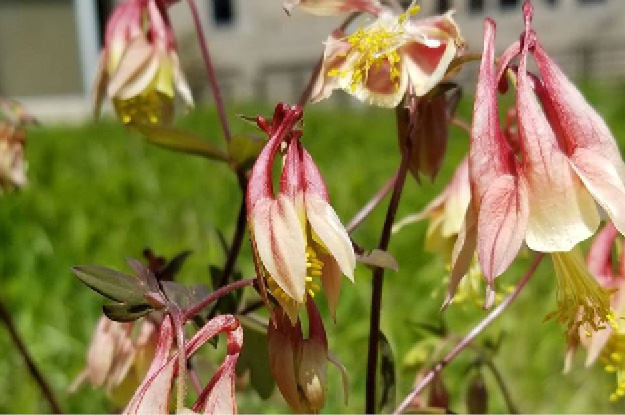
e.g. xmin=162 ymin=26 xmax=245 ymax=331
xmin=311 ymin=7 xmax=464 ymax=107
xmin=94 ymin=0 xmax=193 ymax=125
xmin=123 ymin=315 xmax=242 ymax=414
xmin=571 ymin=223 xmax=625 ymax=401
xmin=247 ymin=104 xmax=355 ymax=323
xmin=71 ymin=316 xmax=158 ymax=406
xmin=268 ymin=297 xmax=329 ymax=413
xmin=450 ymin=2 xmax=625 ymax=312
xmin=0 ymin=99 xmax=32 ymax=192
xmin=283 ymin=0 xmax=382 ymax=16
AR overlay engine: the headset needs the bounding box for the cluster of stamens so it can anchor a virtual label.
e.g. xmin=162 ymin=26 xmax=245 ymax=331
xmin=548 ymin=251 xmax=618 ymax=347
xmin=114 ymin=90 xmax=171 ymax=125
xmin=327 ymin=6 xmax=420 ymax=93
xmin=266 ymin=246 xmax=323 ymax=308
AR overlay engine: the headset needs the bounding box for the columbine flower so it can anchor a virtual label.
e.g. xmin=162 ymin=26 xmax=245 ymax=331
xmin=124 ymin=314 xmax=243 ymax=414
xmin=94 ymin=0 xmax=193 ymax=125
xmin=394 ymin=156 xmax=470 ymax=262
xmin=71 ymin=316 xmax=158 ymax=406
xmin=283 ymin=0 xmax=382 ymax=16
xmin=572 ymin=223 xmax=625 ymax=401
xmin=268 ymin=297 xmax=329 ymax=413
xmin=0 ymin=121 xmax=27 ymax=192
xmin=247 ymin=104 xmax=355 ymax=323
xmin=311 ymin=6 xmax=464 ymax=107
xmin=449 ymin=1 xmax=625 ymax=325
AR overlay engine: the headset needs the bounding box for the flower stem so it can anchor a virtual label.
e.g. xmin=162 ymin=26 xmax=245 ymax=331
xmin=0 ymin=294 xmax=63 ymax=414
xmin=393 ymin=253 xmax=545 ymax=414
xmin=484 ymin=358 xmax=519 ymax=414
xmin=217 ymin=173 xmax=247 ymax=289
xmin=346 ymin=171 xmax=398 ymax=234
xmin=365 ymin=128 xmax=413 ymax=414
xmin=186 ymin=0 xmax=231 ymax=142
xmin=183 ymin=278 xmax=255 ymax=322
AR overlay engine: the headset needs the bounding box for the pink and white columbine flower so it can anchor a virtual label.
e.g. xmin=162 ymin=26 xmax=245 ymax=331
xmin=448 ymin=2 xmax=624 ymax=334
xmin=283 ymin=0 xmax=382 ymax=16
xmin=0 ymin=122 xmax=27 ymax=192
xmin=94 ymin=0 xmax=193 ymax=125
xmin=71 ymin=316 xmax=158 ymax=406
xmin=247 ymin=104 xmax=355 ymax=323
xmin=311 ymin=6 xmax=464 ymax=107
xmin=123 ymin=315 xmax=242 ymax=414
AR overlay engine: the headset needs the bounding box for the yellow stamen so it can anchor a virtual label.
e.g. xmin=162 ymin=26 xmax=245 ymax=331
xmin=327 ymin=6 xmax=420 ymax=93
xmin=265 ymin=246 xmax=324 ymax=310
xmin=599 ymin=334 xmax=625 ymax=401
xmin=547 ymin=250 xmax=616 ymax=349
xmin=113 ymin=90 xmax=172 ymax=125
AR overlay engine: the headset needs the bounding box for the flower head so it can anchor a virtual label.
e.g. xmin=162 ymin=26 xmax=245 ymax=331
xmin=311 ymin=7 xmax=464 ymax=107
xmin=0 ymin=99 xmax=32 ymax=192
xmin=94 ymin=0 xmax=193 ymax=125
xmin=448 ymin=2 xmax=625 ymax=308
xmin=71 ymin=316 xmax=158 ymax=406
xmin=247 ymin=104 xmax=356 ymax=323
xmin=123 ymin=315 xmax=243 ymax=414
xmin=268 ymin=297 xmax=329 ymax=413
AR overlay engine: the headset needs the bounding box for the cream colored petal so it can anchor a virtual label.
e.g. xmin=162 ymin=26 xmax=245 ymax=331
xmin=319 ymin=253 xmax=342 ymax=320
xmin=252 ymin=197 xmax=307 ymax=303
xmin=172 ymin=53 xmax=194 ymax=108
xmin=108 ymin=37 xmax=156 ymax=99
xmin=305 ymin=194 xmax=355 ymax=281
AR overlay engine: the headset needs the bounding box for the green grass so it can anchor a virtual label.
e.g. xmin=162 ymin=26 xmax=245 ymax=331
xmin=3 ymin=82 xmax=625 ymax=413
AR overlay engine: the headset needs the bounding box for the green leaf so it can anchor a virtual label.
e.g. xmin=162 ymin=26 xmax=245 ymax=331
xmin=72 ymin=265 xmax=148 ymax=305
xmin=357 ymin=249 xmax=399 ymax=271
xmin=227 ymin=134 xmax=265 ymax=169
xmin=103 ymin=302 xmax=152 ymax=322
xmin=377 ymin=331 xmax=396 ymax=414
xmin=236 ymin=316 xmax=275 ymax=399
xmin=131 ymin=123 xmax=229 ymax=162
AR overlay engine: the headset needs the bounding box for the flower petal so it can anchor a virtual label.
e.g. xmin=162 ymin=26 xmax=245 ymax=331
xmin=306 ymin=194 xmax=355 ymax=281
xmin=444 ymin=202 xmax=477 ymax=308
xmin=319 ymin=252 xmax=342 ymax=320
xmin=533 ymin=43 xmax=625 ymax=235
xmin=476 ymin=174 xmax=528 ymax=283
xmin=107 ymin=36 xmax=156 ymax=99
xmin=517 ymin=40 xmax=599 ymax=252
xmin=123 ymin=317 xmax=174 ymax=415
xmin=401 ymin=39 xmax=456 ymax=97
xmin=252 ymin=197 xmax=307 ymax=303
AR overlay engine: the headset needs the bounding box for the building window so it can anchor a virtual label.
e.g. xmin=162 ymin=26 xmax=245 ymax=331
xmin=579 ymin=0 xmax=606 ymax=4
xmin=437 ymin=0 xmax=452 ymax=14
xmin=544 ymin=0 xmax=557 ymax=5
xmin=469 ymin=0 xmax=484 ymax=13
xmin=212 ymin=0 xmax=233 ymax=25
xmin=500 ymin=0 xmax=519 ymax=9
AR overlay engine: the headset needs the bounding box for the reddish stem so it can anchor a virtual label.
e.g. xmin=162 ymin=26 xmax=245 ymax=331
xmin=346 ymin=171 xmax=398 ymax=234
xmin=183 ymin=278 xmax=255 ymax=322
xmin=186 ymin=0 xmax=232 ymax=142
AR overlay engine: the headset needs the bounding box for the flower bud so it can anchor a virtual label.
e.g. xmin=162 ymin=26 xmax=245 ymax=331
xmin=268 ymin=297 xmax=328 ymax=413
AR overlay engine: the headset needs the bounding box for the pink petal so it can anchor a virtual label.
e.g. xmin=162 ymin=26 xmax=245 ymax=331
xmin=516 ymin=40 xmax=599 ymax=252
xmin=587 ymin=223 xmax=618 ymax=284
xmin=123 ymin=317 xmax=174 ymax=415
xmin=401 ymin=40 xmax=456 ymax=97
xmin=252 ymin=197 xmax=307 ymax=303
xmin=533 ymin=43 xmax=625 ymax=235
xmin=476 ymin=174 xmax=529 ymax=283
xmin=193 ymin=325 xmax=243 ymax=414
xmin=470 ymin=19 xmax=518 ymax=208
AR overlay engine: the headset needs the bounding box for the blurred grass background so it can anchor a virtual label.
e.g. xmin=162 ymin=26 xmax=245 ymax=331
xmin=2 ymin=82 xmax=625 ymax=413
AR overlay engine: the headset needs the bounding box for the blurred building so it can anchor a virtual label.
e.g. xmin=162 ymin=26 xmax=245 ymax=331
xmin=0 ymin=0 xmax=623 ymax=121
